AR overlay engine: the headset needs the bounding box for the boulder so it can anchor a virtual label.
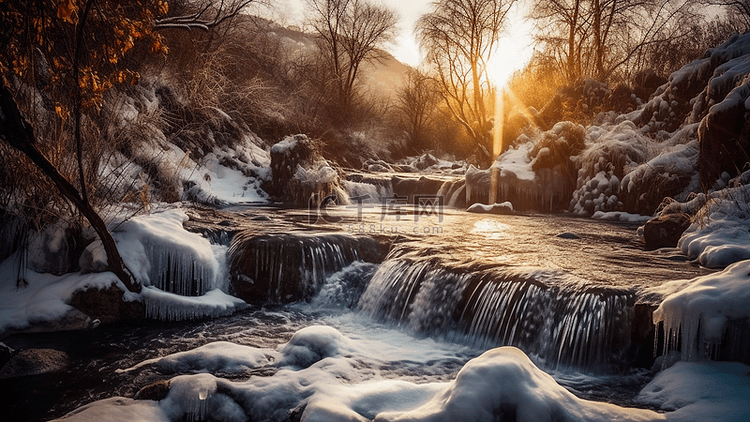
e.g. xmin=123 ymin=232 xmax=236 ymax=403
xmin=0 ymin=348 xmax=69 ymax=379
xmin=643 ymin=213 xmax=691 ymax=250
xmin=229 ymin=232 xmax=389 ymax=304
xmin=269 ymin=134 xmax=344 ymax=207
xmin=68 ymin=282 xmax=146 ymax=324
xmin=135 ymin=380 xmax=171 ymax=401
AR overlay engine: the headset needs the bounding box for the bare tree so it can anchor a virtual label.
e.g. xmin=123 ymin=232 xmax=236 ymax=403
xmin=533 ymin=0 xmax=700 ymax=82
xmin=417 ymin=0 xmax=516 ymax=163
xmin=306 ymin=0 xmax=398 ymax=121
xmin=702 ymin=0 xmax=750 ymax=29
xmin=155 ymin=0 xmax=262 ymax=31
xmin=394 ymin=69 xmax=441 ymax=153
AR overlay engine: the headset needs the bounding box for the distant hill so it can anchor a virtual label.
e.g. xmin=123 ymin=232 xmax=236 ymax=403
xmin=258 ymin=17 xmax=412 ymax=99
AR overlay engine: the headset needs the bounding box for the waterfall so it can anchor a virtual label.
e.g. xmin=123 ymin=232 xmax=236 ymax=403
xmin=436 ymin=179 xmax=467 ymax=208
xmin=229 ymin=232 xmax=389 ymax=304
xmin=358 ymin=255 xmax=636 ymax=372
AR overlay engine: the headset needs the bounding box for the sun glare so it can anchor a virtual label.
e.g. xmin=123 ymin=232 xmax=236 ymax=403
xmin=486 ymin=4 xmax=535 ymax=88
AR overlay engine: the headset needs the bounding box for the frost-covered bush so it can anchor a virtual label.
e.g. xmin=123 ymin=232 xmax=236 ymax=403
xmin=530 ymin=121 xmax=586 ymax=171
xmin=570 ymin=121 xmax=650 ymax=215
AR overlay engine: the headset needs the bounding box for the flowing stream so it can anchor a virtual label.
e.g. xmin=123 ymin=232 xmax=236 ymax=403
xmin=0 ymin=206 xmax=712 ymax=421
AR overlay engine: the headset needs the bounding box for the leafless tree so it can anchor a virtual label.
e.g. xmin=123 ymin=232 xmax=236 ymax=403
xmin=306 ymin=0 xmax=398 ymax=121
xmin=702 ymin=0 xmax=750 ymax=29
xmin=394 ymin=69 xmax=442 ymax=153
xmin=417 ymin=0 xmax=516 ymax=163
xmin=532 ymin=0 xmax=700 ymax=82
xmin=155 ymin=0 xmax=263 ymax=31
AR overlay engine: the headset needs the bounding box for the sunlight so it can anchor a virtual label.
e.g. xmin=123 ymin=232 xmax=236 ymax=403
xmin=486 ymin=3 xmax=535 ymax=88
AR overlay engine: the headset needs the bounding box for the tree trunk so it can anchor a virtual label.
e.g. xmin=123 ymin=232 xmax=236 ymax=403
xmin=0 ymin=82 xmax=141 ymax=293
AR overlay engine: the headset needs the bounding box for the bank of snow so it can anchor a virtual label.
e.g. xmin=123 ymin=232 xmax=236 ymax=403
xmin=0 ymin=208 xmax=245 ymax=335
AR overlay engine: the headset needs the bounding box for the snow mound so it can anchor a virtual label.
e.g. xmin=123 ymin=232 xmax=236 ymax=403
xmin=637 ymin=361 xmax=750 ymax=421
xmin=466 ymin=202 xmax=514 ymax=214
xmin=121 ymin=341 xmax=276 ymax=374
xmin=277 ymin=325 xmax=358 ymax=369
xmin=108 ymin=209 xmax=223 ymax=295
xmin=676 ymin=183 xmax=750 ymax=268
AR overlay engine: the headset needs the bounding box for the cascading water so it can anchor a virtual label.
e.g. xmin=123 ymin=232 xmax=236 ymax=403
xmin=358 ymin=251 xmax=636 ymax=372
xmin=228 ymin=231 xmax=389 ymax=304
xmin=436 ymin=179 xmax=467 ymax=208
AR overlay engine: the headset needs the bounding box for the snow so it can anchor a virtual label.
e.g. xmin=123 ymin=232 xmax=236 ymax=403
xmin=466 ymin=202 xmax=514 ymax=214
xmin=141 ymin=287 xmax=246 ymax=321
xmin=651 ymin=259 xmax=750 ymax=362
xmin=277 ymin=325 xmax=358 ymax=368
xmin=106 ymin=209 xmax=223 ymax=293
xmin=57 ymin=325 xmax=749 ymax=422
xmin=179 ymin=137 xmax=271 ymax=205
xmin=0 ymin=207 xmax=247 ymax=332
xmin=0 ymin=256 xmax=124 ymax=335
xmin=493 ymin=142 xmax=535 ymax=181
xmin=591 ymin=211 xmax=651 ymax=223
xmin=677 ymin=184 xmax=750 ymax=268
xmin=120 ymin=341 xmax=276 ymax=375
xmin=270 ymin=136 xmax=298 ymax=154
xmin=636 ymin=361 xmax=750 ymax=421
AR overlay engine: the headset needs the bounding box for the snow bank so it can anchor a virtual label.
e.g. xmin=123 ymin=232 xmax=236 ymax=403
xmin=106 ymin=209 xmax=223 ymax=295
xmin=637 ymin=361 xmax=750 ymax=421
xmin=178 ymin=135 xmax=271 ymax=205
xmin=0 ymin=256 xmax=125 ymax=335
xmin=494 ymin=142 xmax=535 ymax=181
xmin=677 ymin=183 xmax=750 ymax=268
xmin=1 ymin=208 xmax=247 ymax=332
xmin=651 ymin=259 xmax=750 ymax=362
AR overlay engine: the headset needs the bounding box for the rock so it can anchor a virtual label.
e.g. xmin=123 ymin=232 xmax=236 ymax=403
xmin=135 ymin=380 xmax=171 ymax=401
xmin=413 ymin=153 xmax=440 ymax=170
xmin=0 ymin=348 xmax=69 ymax=379
xmin=556 ymin=232 xmax=580 ymax=239
xmin=27 ymin=225 xmax=83 ymax=275
xmin=229 ymin=232 xmax=389 ymax=304
xmin=68 ymin=282 xmax=146 ymax=324
xmin=79 ymin=240 xmax=109 ymax=274
xmin=0 ymin=342 xmax=14 ymax=370
xmin=269 ymin=135 xmax=345 ymax=207
xmin=643 ymin=213 xmax=691 ymax=250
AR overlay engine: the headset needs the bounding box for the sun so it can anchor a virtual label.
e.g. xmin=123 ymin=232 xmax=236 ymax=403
xmin=486 ymin=4 xmax=535 ymax=88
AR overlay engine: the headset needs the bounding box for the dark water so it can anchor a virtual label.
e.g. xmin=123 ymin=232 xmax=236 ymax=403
xmin=0 ymin=208 xmax=712 ymax=421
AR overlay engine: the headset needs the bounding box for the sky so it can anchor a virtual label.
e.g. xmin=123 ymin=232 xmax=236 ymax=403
xmin=266 ymin=0 xmax=535 ymax=76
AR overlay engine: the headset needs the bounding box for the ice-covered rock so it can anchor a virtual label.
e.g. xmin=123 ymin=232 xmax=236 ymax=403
xmin=643 ymin=213 xmax=692 ymax=250
xmin=651 ymin=259 xmax=750 ymax=365
xmin=269 ymin=134 xmax=347 ymax=207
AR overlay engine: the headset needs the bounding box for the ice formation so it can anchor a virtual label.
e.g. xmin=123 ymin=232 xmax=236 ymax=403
xmin=110 ymin=209 xmax=223 ymax=296
xmin=651 ymin=259 xmax=750 ymax=363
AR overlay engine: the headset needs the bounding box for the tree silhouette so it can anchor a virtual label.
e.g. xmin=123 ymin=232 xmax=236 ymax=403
xmin=417 ymin=0 xmax=517 ymax=163
xmin=306 ymin=0 xmax=398 ymax=123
